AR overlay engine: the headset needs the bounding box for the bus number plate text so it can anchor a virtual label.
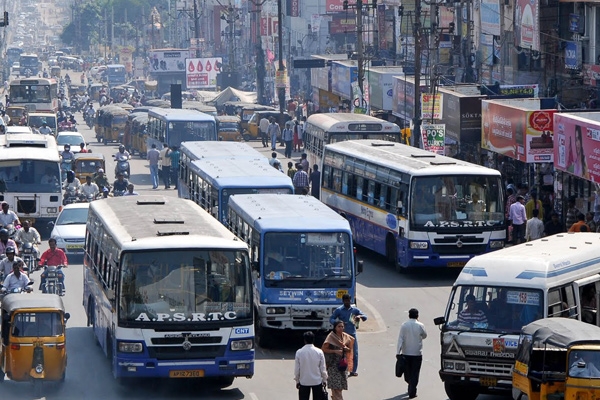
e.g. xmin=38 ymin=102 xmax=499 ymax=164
xmin=447 ymin=262 xmax=466 ymax=268
xmin=479 ymin=376 xmax=497 ymax=387
xmin=169 ymin=370 xmax=204 ymax=378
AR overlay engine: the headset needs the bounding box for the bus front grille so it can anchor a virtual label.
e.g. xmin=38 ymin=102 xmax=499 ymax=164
xmin=468 ymin=361 xmax=513 ymax=377
xmin=16 ymin=199 xmax=36 ymax=214
xmin=147 ymin=345 xmax=226 ymax=360
xmin=151 ymin=337 xmax=222 ymax=345
xmin=432 ymin=244 xmax=488 ymax=255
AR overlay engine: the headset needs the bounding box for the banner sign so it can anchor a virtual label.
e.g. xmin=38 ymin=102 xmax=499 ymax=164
xmin=514 ymin=0 xmax=540 ymax=51
xmin=554 ymin=113 xmax=600 ymax=183
xmin=421 ymin=93 xmax=443 ymax=119
xmin=565 ymin=41 xmax=578 ymax=70
xmin=421 ymin=123 xmax=446 ymax=154
xmin=480 ymin=0 xmax=501 ymax=36
xmin=186 ymin=57 xmax=222 ymax=89
xmin=149 ymin=50 xmax=190 ymax=74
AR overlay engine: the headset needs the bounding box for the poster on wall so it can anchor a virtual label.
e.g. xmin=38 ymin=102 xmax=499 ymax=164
xmin=186 ymin=57 xmax=222 ymax=89
xmin=554 ymin=114 xmax=600 ymax=183
xmin=149 ymin=50 xmax=190 ymax=73
xmin=514 ymin=0 xmax=540 ymax=51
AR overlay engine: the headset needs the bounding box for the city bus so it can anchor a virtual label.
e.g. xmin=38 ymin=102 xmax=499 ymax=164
xmin=106 ymin=64 xmax=127 ymax=87
xmin=83 ymin=196 xmax=254 ymax=385
xmin=0 ymin=133 xmax=62 ymax=225
xmin=146 ymin=108 xmax=217 ymax=152
xmin=321 ymin=140 xmax=505 ymax=271
xmin=303 ymin=113 xmax=401 ymax=172
xmin=186 ymin=158 xmax=294 ymax=223
xmin=19 ymin=53 xmax=40 ymax=76
xmin=9 ymin=78 xmax=59 ymax=112
xmin=434 ymin=233 xmax=600 ymax=400
xmin=227 ymin=194 xmax=362 ymax=347
xmin=6 ymin=47 xmax=23 ymax=66
xmin=178 ymin=141 xmax=268 ymax=199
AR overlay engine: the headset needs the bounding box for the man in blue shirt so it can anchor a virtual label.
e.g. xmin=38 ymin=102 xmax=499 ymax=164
xmin=329 ymin=293 xmax=367 ymax=376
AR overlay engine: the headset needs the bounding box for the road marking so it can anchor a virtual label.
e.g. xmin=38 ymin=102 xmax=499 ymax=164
xmin=356 ymin=292 xmax=387 ymax=334
xmin=249 ymin=392 xmax=259 ymax=400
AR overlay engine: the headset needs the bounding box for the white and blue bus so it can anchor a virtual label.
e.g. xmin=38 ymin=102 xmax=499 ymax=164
xmin=178 ymin=141 xmax=268 ymax=199
xmin=146 ymin=108 xmax=217 ymax=152
xmin=321 ymin=140 xmax=505 ymax=271
xmin=106 ymin=64 xmax=127 ymax=87
xmin=83 ymin=196 xmax=254 ymax=385
xmin=304 ymin=113 xmax=401 ymax=172
xmin=0 ymin=133 xmax=62 ymax=225
xmin=227 ymin=194 xmax=362 ymax=347
xmin=186 ymin=158 xmax=294 ymax=223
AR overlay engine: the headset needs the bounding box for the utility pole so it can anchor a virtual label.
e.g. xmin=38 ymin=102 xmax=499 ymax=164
xmin=413 ymin=1 xmax=422 ymax=148
xmin=193 ymin=0 xmax=201 ymax=57
xmin=356 ymin=0 xmax=364 ymax=95
xmin=277 ymin=0 xmax=285 ymax=119
xmin=250 ymin=0 xmax=268 ymax=105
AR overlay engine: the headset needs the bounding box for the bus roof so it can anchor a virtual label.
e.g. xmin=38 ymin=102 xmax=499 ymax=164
xmin=455 ymin=233 xmax=600 ymax=290
xmin=148 ymin=108 xmax=215 ymax=122
xmin=180 ymin=141 xmax=266 ymax=162
xmin=306 ymin=113 xmax=401 ymax=133
xmin=88 ymin=196 xmax=247 ymax=252
xmin=10 ymin=78 xmax=57 ymax=85
xmin=325 ymin=140 xmax=501 ymax=177
xmin=0 ymin=133 xmax=59 ymax=155
xmin=189 ymin=158 xmax=293 ymax=189
xmin=228 ymin=194 xmax=353 ymax=233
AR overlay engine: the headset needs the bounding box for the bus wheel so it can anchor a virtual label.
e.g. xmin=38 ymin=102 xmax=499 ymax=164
xmin=243 ymin=133 xmax=251 ymax=142
xmin=254 ymin=316 xmax=272 ymax=348
xmin=215 ymin=376 xmax=234 ymax=388
xmin=444 ymin=382 xmax=478 ymax=400
xmin=386 ymin=235 xmax=401 ymax=272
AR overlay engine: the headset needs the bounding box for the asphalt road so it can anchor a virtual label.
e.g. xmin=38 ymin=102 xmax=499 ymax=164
xmin=0 ymin=108 xmax=514 ymax=400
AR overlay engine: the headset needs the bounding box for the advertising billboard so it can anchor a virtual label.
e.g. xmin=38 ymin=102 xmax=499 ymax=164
xmin=554 ymin=113 xmax=600 ymax=183
xmin=149 ymin=49 xmax=190 ymax=74
xmin=186 ymin=57 xmax=222 ymax=89
xmin=331 ymin=62 xmax=357 ymax=99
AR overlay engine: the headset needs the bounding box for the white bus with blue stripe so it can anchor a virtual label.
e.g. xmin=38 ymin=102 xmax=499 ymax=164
xmin=83 ymin=196 xmax=254 ymax=385
xmin=434 ymin=233 xmax=600 ymax=400
xmin=321 ymin=140 xmax=506 ymax=271
xmin=146 ymin=108 xmax=217 ymax=153
xmin=227 ymin=194 xmax=361 ymax=347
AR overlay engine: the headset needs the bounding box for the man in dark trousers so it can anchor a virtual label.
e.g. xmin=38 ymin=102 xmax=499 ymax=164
xmin=397 ymin=308 xmax=427 ymax=399
xmin=294 ymin=331 xmax=327 ymax=400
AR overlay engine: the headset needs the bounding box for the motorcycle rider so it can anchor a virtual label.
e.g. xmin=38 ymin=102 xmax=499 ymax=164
xmin=112 ymin=173 xmax=129 ymax=195
xmin=2 ymin=262 xmax=31 ymax=293
xmin=0 ymin=247 xmax=23 ymax=280
xmin=115 ymin=144 xmax=130 ymax=162
xmin=0 ymin=229 xmax=18 ymax=255
xmin=63 ymin=170 xmax=81 ymax=204
xmin=93 ymin=168 xmax=111 ymax=193
xmin=80 ymin=175 xmax=99 ymax=199
xmin=61 ymin=144 xmax=75 ymax=161
xmin=39 ymin=238 xmax=67 ymax=292
xmin=38 ymin=122 xmax=53 ymax=135
xmin=79 ymin=142 xmax=88 ymax=153
xmin=15 ymin=220 xmax=41 ymax=261
xmin=85 ymin=103 xmax=96 ymax=126
xmin=0 ymin=201 xmax=20 ymax=228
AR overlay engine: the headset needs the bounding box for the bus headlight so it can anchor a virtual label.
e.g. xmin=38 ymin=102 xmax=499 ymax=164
xmin=231 ymin=339 xmax=253 ymax=351
xmin=47 ymin=207 xmax=58 ymax=214
xmin=409 ymin=241 xmax=429 ymax=250
xmin=266 ymin=307 xmax=286 ymax=314
xmin=118 ymin=341 xmax=143 ymax=353
xmin=443 ymin=361 xmax=454 ymax=370
xmin=490 ymin=241 xmax=504 ymax=249
xmin=455 ymin=363 xmax=466 ymax=371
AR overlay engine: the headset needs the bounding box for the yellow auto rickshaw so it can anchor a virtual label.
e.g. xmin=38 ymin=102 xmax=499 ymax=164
xmin=512 ymin=318 xmax=600 ymax=400
xmin=89 ymin=83 xmax=107 ymax=102
xmin=129 ymin=113 xmax=148 ymax=157
xmin=0 ymin=294 xmax=70 ymax=384
xmin=72 ymin=153 xmax=105 ymax=181
xmin=222 ymin=101 xmax=276 ymax=136
xmin=6 ymin=106 xmax=28 ymax=125
xmin=95 ymin=105 xmax=129 ymax=144
xmin=216 ymin=115 xmax=242 ymax=141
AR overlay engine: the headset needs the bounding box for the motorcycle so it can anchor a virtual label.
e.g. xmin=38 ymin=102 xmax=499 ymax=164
xmin=85 ymin=112 xmax=95 ymax=129
xmin=42 ymin=265 xmax=64 ymax=296
xmin=113 ymin=189 xmax=126 ymax=197
xmin=20 ymin=242 xmax=37 ymax=272
xmin=63 ymin=186 xmax=79 ymax=205
xmin=0 ymin=281 xmax=34 ymax=300
xmin=2 ymin=223 xmax=19 ymax=241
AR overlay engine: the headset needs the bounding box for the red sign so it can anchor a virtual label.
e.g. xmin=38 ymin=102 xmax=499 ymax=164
xmin=329 ymin=16 xmax=355 ymax=34
xmin=529 ymin=110 xmax=553 ymax=131
xmin=326 ymin=0 xmax=348 ymax=13
xmin=290 ymin=0 xmax=299 ymax=17
xmin=554 ymin=114 xmax=600 ymax=183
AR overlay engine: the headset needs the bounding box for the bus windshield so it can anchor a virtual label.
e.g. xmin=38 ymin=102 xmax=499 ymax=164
xmin=263 ymin=232 xmax=352 ymax=287
xmin=168 ymin=121 xmax=215 ymax=146
xmin=20 ymin=56 xmax=38 ymax=67
xmin=119 ymin=249 xmax=252 ymax=325
xmin=444 ymin=285 xmax=544 ymax=334
xmin=10 ymin=84 xmax=52 ymax=104
xmin=410 ymin=175 xmax=504 ymax=230
xmin=0 ymin=160 xmax=60 ymax=192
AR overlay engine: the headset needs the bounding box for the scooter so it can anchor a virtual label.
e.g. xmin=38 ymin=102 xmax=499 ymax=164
xmin=113 ymin=155 xmax=131 ymax=178
xmin=42 ymin=265 xmax=64 ymax=296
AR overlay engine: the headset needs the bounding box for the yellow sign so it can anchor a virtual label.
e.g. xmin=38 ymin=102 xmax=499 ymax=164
xmin=421 ymin=93 xmax=443 ymax=119
xmin=275 ymin=70 xmax=288 ymax=89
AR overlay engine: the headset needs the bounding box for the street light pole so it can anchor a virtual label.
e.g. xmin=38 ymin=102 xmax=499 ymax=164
xmin=277 ymin=0 xmax=285 ymax=118
xmin=413 ymin=2 xmax=422 ymax=148
xmin=193 ymin=0 xmax=201 ymax=57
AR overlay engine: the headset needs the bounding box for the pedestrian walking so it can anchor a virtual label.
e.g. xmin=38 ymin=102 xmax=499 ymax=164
xmin=259 ymin=116 xmax=270 ymax=148
xmin=268 ymin=117 xmax=281 ymax=151
xmin=147 ymin=143 xmax=160 ymax=189
xmin=287 ymin=162 xmax=297 ymax=179
xmin=159 ymin=143 xmax=172 ymax=189
xmin=322 ymin=321 xmax=354 ymax=400
xmin=525 ymin=208 xmax=544 ymax=241
xmin=169 ymin=146 xmax=180 ymax=190
xmin=329 ymin=293 xmax=367 ymax=376
xmin=295 ymin=331 xmax=328 ymax=400
xmin=397 ymin=308 xmax=427 ymax=399
xmin=509 ymin=195 xmax=527 ymax=245
xmin=293 ymin=165 xmax=310 ymax=195
xmin=310 ymin=164 xmax=321 ymax=198
xmin=283 ymin=121 xmax=294 ymax=158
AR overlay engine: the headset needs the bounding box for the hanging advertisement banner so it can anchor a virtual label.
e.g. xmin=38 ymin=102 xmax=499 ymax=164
xmin=421 ymin=93 xmax=443 ymax=119
xmin=421 ymin=124 xmax=446 ymax=154
xmin=186 ymin=57 xmax=222 ymax=89
xmin=480 ymin=0 xmax=501 ymax=36
xmin=554 ymin=113 xmax=600 ymax=183
xmin=119 ymin=47 xmax=134 ymax=74
xmin=514 ymin=0 xmax=540 ymax=51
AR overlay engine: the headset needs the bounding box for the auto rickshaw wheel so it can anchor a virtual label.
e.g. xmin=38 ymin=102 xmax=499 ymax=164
xmin=243 ymin=133 xmax=251 ymax=142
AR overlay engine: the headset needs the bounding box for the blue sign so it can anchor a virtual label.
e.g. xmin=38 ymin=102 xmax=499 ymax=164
xmin=565 ymin=41 xmax=578 ymax=70
xmin=331 ymin=62 xmax=358 ymax=99
xmin=569 ymin=13 xmax=580 ymax=33
xmin=234 ymin=328 xmax=250 ymax=334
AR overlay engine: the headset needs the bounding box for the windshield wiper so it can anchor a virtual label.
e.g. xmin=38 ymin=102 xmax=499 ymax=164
xmin=313 ymin=275 xmax=340 ymax=284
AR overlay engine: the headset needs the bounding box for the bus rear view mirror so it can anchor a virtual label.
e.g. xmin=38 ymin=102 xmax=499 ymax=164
xmin=357 ymin=260 xmax=364 ymax=275
xmin=434 ymin=316 xmax=445 ymax=325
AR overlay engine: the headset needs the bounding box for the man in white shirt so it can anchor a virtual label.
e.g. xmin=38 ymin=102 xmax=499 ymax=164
xmin=38 ymin=123 xmax=53 ymax=135
xmin=0 ymin=246 xmax=22 ymax=278
xmin=397 ymin=308 xmax=427 ymax=399
xmin=0 ymin=201 xmax=20 ymax=228
xmin=525 ymin=208 xmax=544 ymax=242
xmin=259 ymin=116 xmax=270 ymax=148
xmin=15 ymin=220 xmax=41 ymax=260
xmin=80 ymin=176 xmax=100 ymax=198
xmin=2 ymin=262 xmax=30 ymax=292
xmin=509 ymin=195 xmax=527 ymax=245
xmin=294 ymin=331 xmax=327 ymax=400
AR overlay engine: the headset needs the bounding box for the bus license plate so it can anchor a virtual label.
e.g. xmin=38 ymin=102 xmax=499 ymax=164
xmin=169 ymin=370 xmax=204 ymax=378
xmin=479 ymin=376 xmax=497 ymax=387
xmin=447 ymin=262 xmax=466 ymax=268
xmin=336 ymin=290 xmax=348 ymax=299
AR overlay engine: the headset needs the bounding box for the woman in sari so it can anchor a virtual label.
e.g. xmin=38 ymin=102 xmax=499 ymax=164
xmin=322 ymin=321 xmax=355 ymax=400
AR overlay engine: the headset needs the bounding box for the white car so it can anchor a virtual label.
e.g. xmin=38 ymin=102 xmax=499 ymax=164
xmin=50 ymin=203 xmax=90 ymax=258
xmin=56 ymin=132 xmax=87 ymax=153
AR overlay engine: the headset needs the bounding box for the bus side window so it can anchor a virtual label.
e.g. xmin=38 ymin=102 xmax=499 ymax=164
xmin=548 ymin=286 xmax=577 ymax=318
xmin=322 ymin=166 xmax=332 ymax=189
xmin=367 ymin=180 xmax=375 ymax=205
xmin=356 ymin=177 xmax=364 ymax=200
xmin=332 ymin=168 xmax=342 ymax=193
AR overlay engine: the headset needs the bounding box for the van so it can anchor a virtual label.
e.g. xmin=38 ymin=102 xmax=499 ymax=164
xmin=434 ymin=233 xmax=600 ymax=400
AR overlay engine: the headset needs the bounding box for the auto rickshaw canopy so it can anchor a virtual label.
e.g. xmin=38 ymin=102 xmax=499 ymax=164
xmin=1 ymin=293 xmax=66 ymax=314
xmin=522 ymin=318 xmax=600 ymax=348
